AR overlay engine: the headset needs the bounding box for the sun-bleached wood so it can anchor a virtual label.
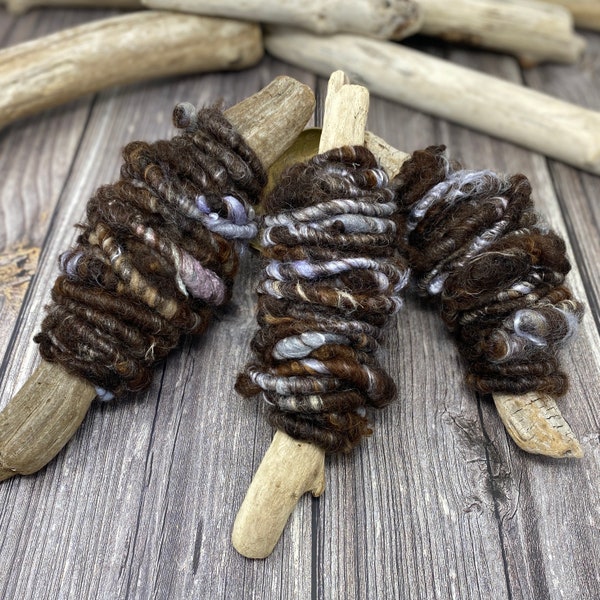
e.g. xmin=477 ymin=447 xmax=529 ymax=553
xmin=493 ymin=392 xmax=583 ymax=458
xmin=0 ymin=11 xmax=263 ymax=130
xmin=265 ymin=27 xmax=600 ymax=176
xmin=544 ymin=0 xmax=600 ymax=30
xmin=4 ymin=0 xmax=141 ymax=12
xmin=0 ymin=75 xmax=315 ymax=482
xmin=416 ymin=0 xmax=585 ymax=66
xmin=141 ymin=0 xmax=423 ymax=40
xmin=232 ymin=70 xmax=369 ymax=559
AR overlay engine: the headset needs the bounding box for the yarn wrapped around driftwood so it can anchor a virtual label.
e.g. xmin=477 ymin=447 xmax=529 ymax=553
xmin=35 ymin=104 xmax=267 ymax=399
xmin=236 ymin=145 xmax=409 ymax=452
xmin=393 ymin=145 xmax=583 ymax=397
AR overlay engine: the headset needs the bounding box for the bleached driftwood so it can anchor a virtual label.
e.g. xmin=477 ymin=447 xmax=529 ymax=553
xmin=232 ymin=70 xmax=370 ymax=559
xmin=4 ymin=0 xmax=141 ymax=12
xmin=543 ymin=0 xmax=600 ymax=31
xmin=265 ymin=27 xmax=600 ymax=176
xmin=141 ymin=0 xmax=423 ymax=39
xmin=416 ymin=0 xmax=585 ymax=66
xmin=0 ymin=12 xmax=263 ymax=130
xmin=0 ymin=75 xmax=316 ymax=482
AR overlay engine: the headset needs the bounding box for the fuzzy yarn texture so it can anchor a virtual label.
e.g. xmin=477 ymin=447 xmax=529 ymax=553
xmin=235 ymin=146 xmax=409 ymax=453
xmin=35 ymin=104 xmax=266 ymax=399
xmin=393 ymin=146 xmax=583 ymax=397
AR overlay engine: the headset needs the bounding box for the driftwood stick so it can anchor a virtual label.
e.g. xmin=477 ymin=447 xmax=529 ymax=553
xmin=0 ymin=11 xmax=263 ymax=130
xmin=4 ymin=0 xmax=141 ymax=12
xmin=141 ymin=0 xmax=423 ymax=40
xmin=416 ymin=0 xmax=585 ymax=66
xmin=544 ymin=0 xmax=600 ymax=31
xmin=0 ymin=75 xmax=316 ymax=482
xmin=232 ymin=70 xmax=369 ymax=559
xmin=265 ymin=27 xmax=600 ymax=176
xmin=493 ymin=393 xmax=582 ymax=458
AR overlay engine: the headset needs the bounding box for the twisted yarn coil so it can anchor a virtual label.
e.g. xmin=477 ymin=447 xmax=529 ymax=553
xmin=393 ymin=146 xmax=583 ymax=396
xmin=35 ymin=105 xmax=266 ymax=399
xmin=236 ymin=146 xmax=409 ymax=452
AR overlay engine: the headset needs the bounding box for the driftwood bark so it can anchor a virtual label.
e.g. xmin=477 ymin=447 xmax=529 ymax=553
xmin=4 ymin=0 xmax=141 ymax=12
xmin=141 ymin=0 xmax=423 ymax=40
xmin=232 ymin=70 xmax=369 ymax=559
xmin=265 ymin=27 xmax=600 ymax=176
xmin=0 ymin=75 xmax=315 ymax=482
xmin=416 ymin=0 xmax=585 ymax=67
xmin=0 ymin=11 xmax=263 ymax=130
xmin=544 ymin=0 xmax=600 ymax=30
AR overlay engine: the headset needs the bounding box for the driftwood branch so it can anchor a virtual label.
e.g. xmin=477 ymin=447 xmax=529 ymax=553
xmin=544 ymin=0 xmax=600 ymax=31
xmin=141 ymin=0 xmax=423 ymax=39
xmin=232 ymin=70 xmax=369 ymax=559
xmin=265 ymin=27 xmax=600 ymax=175
xmin=416 ymin=0 xmax=585 ymax=67
xmin=0 ymin=75 xmax=315 ymax=482
xmin=4 ymin=0 xmax=141 ymax=12
xmin=0 ymin=11 xmax=263 ymax=130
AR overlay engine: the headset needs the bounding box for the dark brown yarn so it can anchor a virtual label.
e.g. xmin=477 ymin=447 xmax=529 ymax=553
xmin=236 ymin=146 xmax=409 ymax=452
xmin=393 ymin=146 xmax=583 ymax=397
xmin=34 ymin=105 xmax=266 ymax=398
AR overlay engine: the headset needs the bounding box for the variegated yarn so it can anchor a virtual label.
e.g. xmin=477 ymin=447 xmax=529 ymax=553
xmin=236 ymin=146 xmax=409 ymax=452
xmin=394 ymin=146 xmax=583 ymax=396
xmin=35 ymin=104 xmax=266 ymax=399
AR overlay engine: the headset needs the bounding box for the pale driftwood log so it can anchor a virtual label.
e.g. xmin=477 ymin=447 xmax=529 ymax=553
xmin=0 ymin=11 xmax=263 ymax=131
xmin=544 ymin=0 xmax=600 ymax=30
xmin=141 ymin=0 xmax=423 ymax=40
xmin=0 ymin=75 xmax=315 ymax=482
xmin=4 ymin=0 xmax=141 ymax=12
xmin=416 ymin=0 xmax=585 ymax=66
xmin=265 ymin=27 xmax=600 ymax=176
xmin=232 ymin=70 xmax=369 ymax=559
xmin=493 ymin=392 xmax=583 ymax=458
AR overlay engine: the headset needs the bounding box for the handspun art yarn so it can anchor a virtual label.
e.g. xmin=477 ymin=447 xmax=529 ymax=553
xmin=393 ymin=146 xmax=583 ymax=397
xmin=236 ymin=145 xmax=409 ymax=452
xmin=35 ymin=104 xmax=267 ymax=400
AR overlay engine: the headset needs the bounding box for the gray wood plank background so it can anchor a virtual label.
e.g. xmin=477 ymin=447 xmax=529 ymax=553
xmin=1 ymin=8 xmax=599 ymax=600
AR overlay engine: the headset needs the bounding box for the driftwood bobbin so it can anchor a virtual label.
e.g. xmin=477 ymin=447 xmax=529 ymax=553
xmin=0 ymin=75 xmax=316 ymax=482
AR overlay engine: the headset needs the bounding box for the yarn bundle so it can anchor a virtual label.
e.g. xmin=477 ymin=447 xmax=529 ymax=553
xmin=393 ymin=146 xmax=583 ymax=397
xmin=35 ymin=104 xmax=267 ymax=400
xmin=236 ymin=145 xmax=409 ymax=452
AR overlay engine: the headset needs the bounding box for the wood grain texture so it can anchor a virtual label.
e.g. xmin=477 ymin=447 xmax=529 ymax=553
xmin=0 ymin=7 xmax=599 ymax=600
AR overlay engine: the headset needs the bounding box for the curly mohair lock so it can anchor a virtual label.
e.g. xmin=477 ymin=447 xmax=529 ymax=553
xmin=393 ymin=146 xmax=583 ymax=397
xmin=236 ymin=146 xmax=409 ymax=452
xmin=35 ymin=104 xmax=266 ymax=400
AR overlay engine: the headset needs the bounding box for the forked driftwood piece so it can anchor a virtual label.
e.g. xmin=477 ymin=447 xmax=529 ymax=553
xmin=0 ymin=11 xmax=263 ymax=130
xmin=0 ymin=75 xmax=316 ymax=482
xmin=544 ymin=0 xmax=600 ymax=31
xmin=232 ymin=70 xmax=369 ymax=559
xmin=265 ymin=27 xmax=600 ymax=176
xmin=141 ymin=0 xmax=423 ymax=39
xmin=4 ymin=0 xmax=141 ymax=12
xmin=416 ymin=0 xmax=585 ymax=66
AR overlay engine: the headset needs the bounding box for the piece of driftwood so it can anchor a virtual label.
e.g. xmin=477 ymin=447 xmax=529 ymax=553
xmin=416 ymin=0 xmax=585 ymax=66
xmin=265 ymin=27 xmax=600 ymax=176
xmin=232 ymin=70 xmax=370 ymax=559
xmin=0 ymin=11 xmax=263 ymax=130
xmin=0 ymin=75 xmax=316 ymax=482
xmin=141 ymin=0 xmax=423 ymax=39
xmin=3 ymin=0 xmax=141 ymax=12
xmin=544 ymin=0 xmax=600 ymax=30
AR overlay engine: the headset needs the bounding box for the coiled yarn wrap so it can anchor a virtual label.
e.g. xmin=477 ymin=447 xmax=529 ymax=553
xmin=393 ymin=146 xmax=583 ymax=396
xmin=35 ymin=105 xmax=267 ymax=398
xmin=236 ymin=146 xmax=409 ymax=453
